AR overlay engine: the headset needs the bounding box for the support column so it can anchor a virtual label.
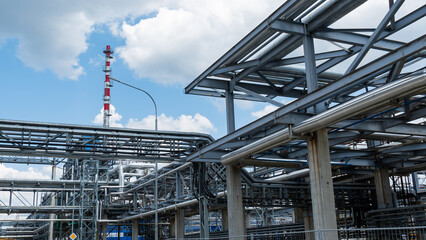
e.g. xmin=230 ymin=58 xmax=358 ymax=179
xmin=199 ymin=196 xmax=209 ymax=239
xmin=412 ymin=172 xmax=420 ymax=201
xmin=307 ymin=129 xmax=338 ymax=240
xmin=48 ymin=164 xmax=56 ymax=240
xmin=221 ymin=208 xmax=228 ymax=231
xmin=303 ymin=208 xmax=315 ymax=240
xmin=226 ymin=165 xmax=246 ymax=240
xmin=174 ymin=209 xmax=185 ymax=240
xmin=374 ymin=168 xmax=393 ymax=208
xmin=102 ymin=223 xmax=107 ymax=240
xmin=225 ymin=90 xmax=235 ymax=134
xmin=132 ymin=220 xmax=138 ymax=240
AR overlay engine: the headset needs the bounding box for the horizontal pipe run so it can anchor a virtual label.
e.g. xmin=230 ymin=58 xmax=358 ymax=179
xmin=0 ymin=235 xmax=33 ymax=238
xmin=221 ymin=74 xmax=426 ymax=165
xmin=0 ymin=218 xmax=91 ymax=222
xmin=267 ymin=168 xmax=310 ymax=181
xmin=99 ymin=191 xmax=227 ymax=223
xmin=124 ymin=162 xmax=193 ymax=193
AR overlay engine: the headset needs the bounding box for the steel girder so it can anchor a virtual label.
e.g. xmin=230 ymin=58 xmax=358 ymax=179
xmin=185 ymin=0 xmax=426 ymax=174
xmin=0 ymin=119 xmax=212 ymax=162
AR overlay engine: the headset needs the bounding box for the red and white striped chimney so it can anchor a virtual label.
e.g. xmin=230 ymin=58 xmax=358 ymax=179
xmin=103 ymin=45 xmax=113 ymax=127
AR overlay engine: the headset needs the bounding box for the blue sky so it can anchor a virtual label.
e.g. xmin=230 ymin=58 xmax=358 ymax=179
xmin=0 ymin=0 xmax=290 ymax=139
xmin=0 ymin=0 xmax=424 ymax=140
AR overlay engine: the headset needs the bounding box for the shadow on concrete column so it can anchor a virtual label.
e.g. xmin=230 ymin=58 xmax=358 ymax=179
xmin=226 ymin=165 xmax=246 ymax=240
xmin=307 ymin=129 xmax=338 ymax=240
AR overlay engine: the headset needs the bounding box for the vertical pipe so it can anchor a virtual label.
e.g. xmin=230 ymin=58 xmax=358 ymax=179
xmin=103 ymin=45 xmax=113 ymax=127
xmin=154 ymin=159 xmax=158 ymax=240
xmin=48 ymin=164 xmax=56 ymax=240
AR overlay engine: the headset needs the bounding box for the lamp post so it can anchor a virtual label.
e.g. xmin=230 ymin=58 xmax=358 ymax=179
xmin=107 ymin=77 xmax=159 ymax=240
xmin=108 ymin=77 xmax=158 ymax=131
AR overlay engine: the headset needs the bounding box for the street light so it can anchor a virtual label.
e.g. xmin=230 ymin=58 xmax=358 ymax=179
xmin=107 ymin=77 xmax=160 ymax=240
xmin=108 ymin=77 xmax=158 ymax=131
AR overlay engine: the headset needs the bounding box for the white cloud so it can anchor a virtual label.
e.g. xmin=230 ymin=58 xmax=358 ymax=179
xmin=251 ymin=105 xmax=279 ymax=118
xmin=0 ymin=165 xmax=50 ymax=220
xmin=92 ymin=104 xmax=124 ymax=127
xmin=0 ymin=0 xmax=422 ymax=83
xmin=126 ymin=113 xmax=216 ymax=134
xmin=0 ymin=0 xmax=162 ymax=80
xmin=0 ymin=164 xmax=50 ymax=180
xmin=116 ymin=0 xmax=283 ymax=85
xmin=235 ymin=99 xmax=255 ymax=110
xmin=0 ymin=0 xmax=281 ymax=82
xmin=92 ymin=105 xmax=215 ymax=134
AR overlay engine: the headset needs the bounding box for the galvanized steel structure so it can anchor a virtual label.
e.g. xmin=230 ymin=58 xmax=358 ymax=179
xmin=0 ymin=0 xmax=425 ymax=239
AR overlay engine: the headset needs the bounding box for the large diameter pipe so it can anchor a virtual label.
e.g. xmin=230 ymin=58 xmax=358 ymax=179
xmin=222 ymin=74 xmax=426 ymax=165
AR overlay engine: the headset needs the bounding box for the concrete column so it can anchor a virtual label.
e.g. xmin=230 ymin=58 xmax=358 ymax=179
xmin=102 ymin=223 xmax=108 ymax=240
xmin=226 ymin=165 xmax=246 ymax=240
xmin=245 ymin=213 xmax=250 ymax=228
xmin=374 ymin=168 xmax=393 ymax=209
xmin=293 ymin=208 xmax=303 ymax=223
xmin=307 ymin=129 xmax=338 ymax=240
xmin=221 ymin=208 xmax=228 ymax=231
xmin=132 ymin=220 xmax=138 ymax=240
xmin=303 ymin=208 xmax=315 ymax=240
xmin=175 ymin=209 xmax=185 ymax=240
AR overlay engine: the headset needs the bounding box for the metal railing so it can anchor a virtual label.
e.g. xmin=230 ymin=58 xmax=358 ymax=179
xmin=184 ymin=225 xmax=426 ymax=240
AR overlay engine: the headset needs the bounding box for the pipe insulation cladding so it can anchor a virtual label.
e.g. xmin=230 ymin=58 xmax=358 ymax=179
xmin=221 ymin=74 xmax=426 ymax=166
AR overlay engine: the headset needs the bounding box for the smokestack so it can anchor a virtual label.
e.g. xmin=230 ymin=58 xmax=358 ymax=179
xmin=103 ymin=45 xmax=113 ymax=127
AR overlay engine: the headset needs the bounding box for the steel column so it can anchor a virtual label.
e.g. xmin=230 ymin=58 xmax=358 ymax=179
xmin=374 ymin=168 xmax=394 ymax=209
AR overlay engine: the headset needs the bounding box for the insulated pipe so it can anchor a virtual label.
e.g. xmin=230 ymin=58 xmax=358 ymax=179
xmin=221 ymin=74 xmax=426 ymax=165
xmin=0 ymin=219 xmax=91 ymax=222
xmin=97 ymin=191 xmax=227 ymax=223
xmin=0 ymin=236 xmax=33 ymax=238
xmin=266 ymin=168 xmax=310 ymax=181
xmin=108 ymin=164 xmax=155 ymax=175
xmin=124 ymin=162 xmax=193 ymax=193
xmin=34 ymin=224 xmax=49 ymax=234
xmin=119 ymin=164 xmax=124 ymax=192
xmin=301 ymin=0 xmax=339 ymax=24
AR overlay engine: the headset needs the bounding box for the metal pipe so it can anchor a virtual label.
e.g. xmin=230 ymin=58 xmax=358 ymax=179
xmin=266 ymin=168 xmax=310 ymax=181
xmin=0 ymin=235 xmax=33 ymax=238
xmin=98 ymin=191 xmax=227 ymax=223
xmin=154 ymin=159 xmax=159 ymax=240
xmin=124 ymin=162 xmax=193 ymax=193
xmin=301 ymin=0 xmax=339 ymax=24
xmin=221 ymin=74 xmax=426 ymax=165
xmin=48 ymin=164 xmax=56 ymax=240
xmin=0 ymin=219 xmax=92 ymax=222
xmin=34 ymin=224 xmax=49 ymax=234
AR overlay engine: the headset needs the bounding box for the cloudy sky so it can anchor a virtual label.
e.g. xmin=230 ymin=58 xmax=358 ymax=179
xmin=0 ymin=0 xmax=424 ymax=187
xmin=0 ymin=0 xmax=288 ymax=141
